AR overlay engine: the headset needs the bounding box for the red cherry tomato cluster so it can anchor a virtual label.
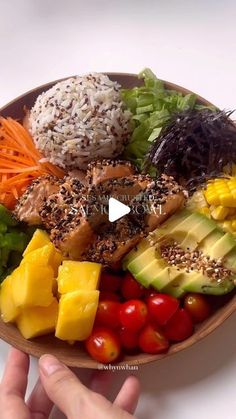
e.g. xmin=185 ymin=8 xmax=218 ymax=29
xmin=85 ymin=272 xmax=211 ymax=363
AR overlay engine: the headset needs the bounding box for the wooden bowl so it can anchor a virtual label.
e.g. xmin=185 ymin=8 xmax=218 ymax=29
xmin=0 ymin=73 xmax=236 ymax=369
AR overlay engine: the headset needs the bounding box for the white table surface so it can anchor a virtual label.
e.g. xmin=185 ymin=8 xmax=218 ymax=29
xmin=1 ymin=1 xmax=236 ymax=418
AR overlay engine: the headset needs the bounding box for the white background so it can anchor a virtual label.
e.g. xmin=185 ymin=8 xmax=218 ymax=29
xmin=0 ymin=1 xmax=236 ymax=418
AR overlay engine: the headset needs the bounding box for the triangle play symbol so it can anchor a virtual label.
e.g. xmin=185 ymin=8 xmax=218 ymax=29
xmin=108 ymin=197 xmax=131 ymax=222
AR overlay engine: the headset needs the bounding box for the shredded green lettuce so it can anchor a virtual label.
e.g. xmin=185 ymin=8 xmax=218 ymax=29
xmin=122 ymin=68 xmax=197 ymax=171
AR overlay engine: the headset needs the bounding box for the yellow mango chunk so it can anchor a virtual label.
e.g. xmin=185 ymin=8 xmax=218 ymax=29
xmin=22 ymin=243 xmax=55 ymax=267
xmin=0 ymin=275 xmax=20 ymax=323
xmin=58 ymin=261 xmax=101 ymax=294
xmin=16 ymin=298 xmax=58 ymax=339
xmin=51 ymin=250 xmax=63 ymax=276
xmin=23 ymin=244 xmax=63 ymax=276
xmin=12 ymin=263 xmax=54 ymax=308
xmin=52 ymin=279 xmax=58 ymax=296
xmin=23 ymin=229 xmax=50 ymax=256
xmin=55 ymin=290 xmax=99 ymax=341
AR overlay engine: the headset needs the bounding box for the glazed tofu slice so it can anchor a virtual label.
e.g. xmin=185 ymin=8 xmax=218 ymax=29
xmin=68 ymin=169 xmax=87 ymax=185
xmin=14 ymin=176 xmax=63 ymax=225
xmin=40 ymin=177 xmax=85 ymax=230
xmin=130 ymin=174 xmax=186 ymax=232
xmin=83 ymin=175 xmax=186 ymax=267
xmin=40 ymin=177 xmax=96 ymax=258
xmin=51 ymin=216 xmax=96 ymax=260
xmin=40 ymin=173 xmax=149 ymax=259
xmin=92 ymin=175 xmax=151 ymax=208
xmin=86 ymin=159 xmax=136 ymax=186
xmin=82 ymin=217 xmax=144 ymax=268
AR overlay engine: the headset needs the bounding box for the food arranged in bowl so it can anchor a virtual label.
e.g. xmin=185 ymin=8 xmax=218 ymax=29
xmin=0 ymin=69 xmax=236 ymax=365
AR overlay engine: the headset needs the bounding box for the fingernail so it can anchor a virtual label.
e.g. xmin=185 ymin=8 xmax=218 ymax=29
xmin=39 ymin=355 xmax=65 ymax=376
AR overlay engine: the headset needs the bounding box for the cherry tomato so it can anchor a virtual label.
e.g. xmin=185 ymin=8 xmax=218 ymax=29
xmin=184 ymin=293 xmax=211 ymax=323
xmin=147 ymin=293 xmax=179 ymax=326
xmin=85 ymin=327 xmax=121 ymax=363
xmin=119 ymin=327 xmax=139 ymax=353
xmin=95 ymin=301 xmax=121 ymax=328
xmin=99 ymin=291 xmax=120 ymax=302
xmin=100 ymin=272 xmax=121 ymax=293
xmin=119 ymin=300 xmax=148 ymax=332
xmin=121 ymin=272 xmax=145 ymax=300
xmin=144 ymin=288 xmax=157 ymax=301
xmin=139 ymin=323 xmax=170 ymax=354
xmin=163 ymin=308 xmax=193 ymax=342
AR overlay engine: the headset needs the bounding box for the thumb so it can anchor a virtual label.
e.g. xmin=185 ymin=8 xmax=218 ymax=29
xmin=39 ymin=354 xmax=89 ymax=418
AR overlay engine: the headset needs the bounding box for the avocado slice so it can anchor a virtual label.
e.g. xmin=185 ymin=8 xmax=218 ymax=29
xmin=134 ymin=258 xmax=168 ymax=288
xmin=123 ymin=210 xmax=190 ymax=270
xmin=180 ymin=216 xmax=217 ymax=251
xmin=209 ymin=233 xmax=236 ymax=260
xmin=224 ymin=249 xmax=236 ymax=273
xmin=198 ymin=229 xmax=224 ymax=253
xmin=182 ymin=272 xmax=235 ymax=295
xmin=151 ymin=266 xmax=183 ymax=291
xmin=160 ymin=273 xmax=186 ymax=298
xmin=160 ymin=271 xmax=198 ymax=298
xmin=126 ymin=246 xmax=161 ymax=275
xmin=199 ymin=230 xmax=236 ymax=271
xmin=123 ymin=239 xmax=150 ymax=269
xmin=124 ymin=209 xmax=236 ymax=298
xmin=155 ymin=209 xmax=190 ymax=235
xmin=143 ymin=210 xmax=191 ymax=245
xmin=168 ymin=212 xmax=203 ymax=234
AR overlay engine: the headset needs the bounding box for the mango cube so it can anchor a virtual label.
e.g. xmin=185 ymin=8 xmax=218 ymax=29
xmin=58 ymin=261 xmax=101 ymax=294
xmin=12 ymin=263 xmax=54 ymax=308
xmin=0 ymin=275 xmax=20 ymax=323
xmin=51 ymin=250 xmax=63 ymax=276
xmin=16 ymin=298 xmax=58 ymax=339
xmin=23 ymin=229 xmax=51 ymax=256
xmin=22 ymin=229 xmax=63 ymax=275
xmin=52 ymin=278 xmax=58 ymax=296
xmin=55 ymin=290 xmax=99 ymax=341
xmin=22 ymin=243 xmax=55 ymax=267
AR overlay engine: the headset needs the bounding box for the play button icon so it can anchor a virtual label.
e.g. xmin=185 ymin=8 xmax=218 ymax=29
xmin=108 ymin=198 xmax=131 ymax=222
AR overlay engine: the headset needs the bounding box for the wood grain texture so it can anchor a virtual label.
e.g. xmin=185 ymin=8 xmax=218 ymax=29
xmin=0 ymin=73 xmax=235 ymax=369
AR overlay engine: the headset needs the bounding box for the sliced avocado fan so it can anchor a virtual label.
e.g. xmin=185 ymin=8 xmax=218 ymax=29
xmin=123 ymin=210 xmax=236 ymax=297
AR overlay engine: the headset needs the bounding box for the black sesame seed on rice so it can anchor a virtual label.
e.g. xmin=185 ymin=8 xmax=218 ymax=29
xmin=28 ymin=73 xmax=132 ymax=170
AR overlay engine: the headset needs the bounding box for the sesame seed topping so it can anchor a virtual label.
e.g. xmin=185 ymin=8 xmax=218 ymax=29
xmin=160 ymin=242 xmax=233 ymax=282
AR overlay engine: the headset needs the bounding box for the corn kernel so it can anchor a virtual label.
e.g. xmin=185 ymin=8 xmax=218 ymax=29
xmin=204 ymin=178 xmax=236 ymax=208
xmin=227 ymin=208 xmax=236 ymax=217
xmin=210 ymin=206 xmax=229 ymax=221
xmin=222 ymin=221 xmax=234 ymax=233
xmin=204 ymin=192 xmax=220 ymax=206
xmin=231 ymin=220 xmax=236 ymax=231
xmin=199 ymin=207 xmax=211 ymax=217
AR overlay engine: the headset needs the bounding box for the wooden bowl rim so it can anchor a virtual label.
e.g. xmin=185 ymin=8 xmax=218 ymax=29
xmin=0 ymin=72 xmax=235 ymax=369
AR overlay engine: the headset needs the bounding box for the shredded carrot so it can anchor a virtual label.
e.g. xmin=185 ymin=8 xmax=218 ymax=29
xmin=0 ymin=117 xmax=65 ymax=209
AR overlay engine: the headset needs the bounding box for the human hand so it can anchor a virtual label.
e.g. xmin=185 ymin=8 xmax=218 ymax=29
xmin=0 ymin=348 xmax=140 ymax=419
xmin=0 ymin=348 xmax=53 ymax=419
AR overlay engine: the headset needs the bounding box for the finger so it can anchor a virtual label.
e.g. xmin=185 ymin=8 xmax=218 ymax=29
xmin=89 ymin=370 xmax=112 ymax=396
xmin=27 ymin=378 xmax=53 ymax=418
xmin=114 ymin=375 xmax=140 ymax=414
xmin=39 ymin=355 xmax=89 ymax=418
xmin=1 ymin=348 xmax=29 ymax=399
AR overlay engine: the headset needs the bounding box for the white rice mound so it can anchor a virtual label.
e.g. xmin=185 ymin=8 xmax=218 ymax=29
xmin=28 ymin=73 xmax=132 ymax=169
